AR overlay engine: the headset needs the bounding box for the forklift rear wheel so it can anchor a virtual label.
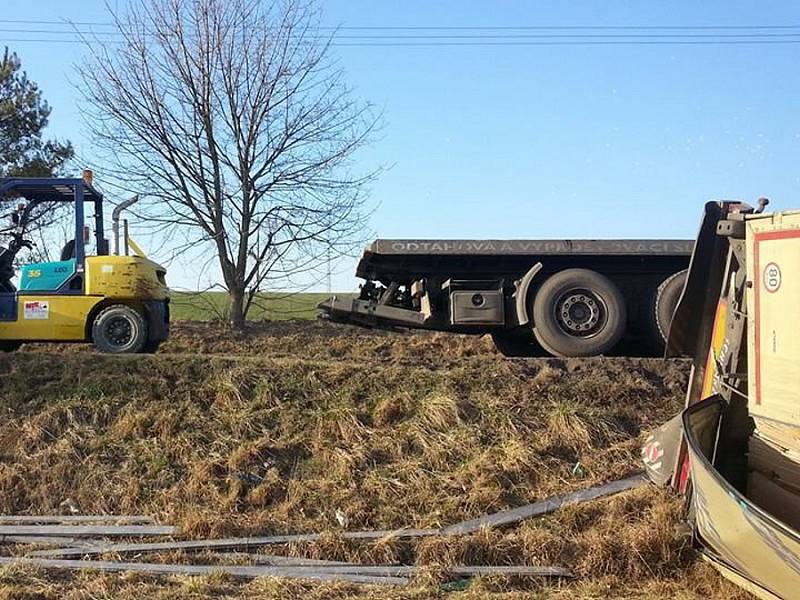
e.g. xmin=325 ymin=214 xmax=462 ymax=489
xmin=0 ymin=341 xmax=21 ymax=352
xmin=92 ymin=305 xmax=148 ymax=354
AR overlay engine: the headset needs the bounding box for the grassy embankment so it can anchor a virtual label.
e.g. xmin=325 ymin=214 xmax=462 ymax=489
xmin=0 ymin=322 xmax=748 ymax=599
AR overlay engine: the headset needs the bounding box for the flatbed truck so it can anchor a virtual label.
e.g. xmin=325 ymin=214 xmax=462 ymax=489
xmin=319 ymin=237 xmax=693 ymax=357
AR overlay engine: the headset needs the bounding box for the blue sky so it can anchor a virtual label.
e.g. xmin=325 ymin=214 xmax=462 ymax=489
xmin=3 ymin=1 xmax=800 ymax=290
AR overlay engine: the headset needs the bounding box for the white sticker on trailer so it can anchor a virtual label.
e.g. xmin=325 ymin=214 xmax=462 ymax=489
xmin=23 ymin=301 xmax=49 ymax=320
xmin=763 ymin=262 xmax=782 ymax=293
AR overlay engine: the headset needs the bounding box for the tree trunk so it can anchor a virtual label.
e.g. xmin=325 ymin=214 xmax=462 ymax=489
xmin=229 ymin=286 xmax=246 ymax=330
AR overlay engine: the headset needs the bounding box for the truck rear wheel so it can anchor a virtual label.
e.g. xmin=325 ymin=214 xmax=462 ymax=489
xmin=532 ymin=269 xmax=626 ymax=357
xmin=651 ymin=269 xmax=688 ymax=348
xmin=491 ymin=331 xmax=545 ymax=357
xmin=92 ymin=305 xmax=148 ymax=354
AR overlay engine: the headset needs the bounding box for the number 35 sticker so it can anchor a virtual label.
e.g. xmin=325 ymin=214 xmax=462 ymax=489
xmin=763 ymin=262 xmax=782 ymax=293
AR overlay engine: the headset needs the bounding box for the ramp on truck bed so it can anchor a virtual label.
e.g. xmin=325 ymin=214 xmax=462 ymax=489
xmin=321 ymin=238 xmax=693 ymax=357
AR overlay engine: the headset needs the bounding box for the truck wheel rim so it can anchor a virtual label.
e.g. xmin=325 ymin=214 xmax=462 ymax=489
xmin=105 ymin=317 xmax=133 ymax=347
xmin=554 ymin=289 xmax=606 ymax=337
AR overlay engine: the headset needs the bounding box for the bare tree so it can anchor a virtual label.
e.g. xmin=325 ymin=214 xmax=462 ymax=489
xmin=78 ymin=0 xmax=378 ymax=327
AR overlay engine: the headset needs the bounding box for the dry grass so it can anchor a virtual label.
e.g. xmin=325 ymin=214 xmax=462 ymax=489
xmin=0 ymin=321 xmax=748 ymax=598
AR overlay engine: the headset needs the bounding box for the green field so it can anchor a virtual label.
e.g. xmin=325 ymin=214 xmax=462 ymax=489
xmin=169 ymin=291 xmax=352 ymax=321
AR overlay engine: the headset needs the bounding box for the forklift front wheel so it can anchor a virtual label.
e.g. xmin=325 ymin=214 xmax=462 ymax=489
xmin=92 ymin=305 xmax=148 ymax=354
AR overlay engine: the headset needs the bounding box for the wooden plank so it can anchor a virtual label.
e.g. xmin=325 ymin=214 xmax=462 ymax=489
xmin=451 ymin=565 xmax=572 ymax=578
xmin=0 ymin=525 xmax=177 ymax=537
xmin=0 ymin=557 xmax=409 ymax=585
xmin=0 ymin=515 xmax=155 ymax=525
xmin=213 ymin=553 xmax=354 ymax=566
xmin=0 ymin=536 xmax=95 ymax=546
xmin=209 ymin=557 xmax=573 ymax=578
xmin=30 ymin=528 xmax=439 ymax=558
xmin=332 ymin=566 xmax=572 ymax=577
xmin=440 ymin=474 xmax=647 ymax=535
xmin=30 ymin=476 xmax=646 ymax=559
xmin=220 ymin=564 xmax=573 ymax=578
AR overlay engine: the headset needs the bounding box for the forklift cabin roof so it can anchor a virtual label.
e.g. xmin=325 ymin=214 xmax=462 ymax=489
xmin=0 ymin=177 xmax=103 ymax=203
xmin=0 ymin=177 xmax=108 ymax=267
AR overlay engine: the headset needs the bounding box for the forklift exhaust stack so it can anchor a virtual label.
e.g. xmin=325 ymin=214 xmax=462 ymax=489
xmin=112 ymin=195 xmax=139 ymax=256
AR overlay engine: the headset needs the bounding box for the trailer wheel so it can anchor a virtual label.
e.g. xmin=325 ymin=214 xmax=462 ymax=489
xmin=0 ymin=341 xmax=21 ymax=352
xmin=92 ymin=305 xmax=148 ymax=354
xmin=651 ymin=270 xmax=688 ymax=347
xmin=532 ymin=269 xmax=626 ymax=357
xmin=491 ymin=331 xmax=545 ymax=357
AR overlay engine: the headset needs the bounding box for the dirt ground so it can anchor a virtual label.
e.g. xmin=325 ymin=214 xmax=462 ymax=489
xmin=0 ymin=321 xmax=750 ymax=599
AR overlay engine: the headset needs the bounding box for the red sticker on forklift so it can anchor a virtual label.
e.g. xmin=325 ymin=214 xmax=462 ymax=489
xmin=763 ymin=262 xmax=781 ymax=293
xmin=23 ymin=301 xmax=49 ymax=320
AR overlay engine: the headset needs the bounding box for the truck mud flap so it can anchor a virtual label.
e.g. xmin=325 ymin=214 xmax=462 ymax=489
xmin=683 ymin=397 xmax=800 ymax=599
xmin=317 ymin=296 xmax=426 ymax=329
xmin=641 ymin=413 xmax=683 ymax=487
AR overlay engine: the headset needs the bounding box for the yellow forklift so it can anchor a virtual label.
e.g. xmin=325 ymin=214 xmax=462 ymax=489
xmin=0 ymin=172 xmax=169 ymax=353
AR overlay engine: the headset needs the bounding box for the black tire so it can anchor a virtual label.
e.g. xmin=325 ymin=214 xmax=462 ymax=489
xmin=0 ymin=341 xmax=21 ymax=353
xmin=491 ymin=331 xmax=546 ymax=358
xmin=532 ymin=269 xmax=626 ymax=357
xmin=140 ymin=340 xmax=161 ymax=354
xmin=91 ymin=305 xmax=148 ymax=354
xmin=651 ymin=270 xmax=688 ymax=347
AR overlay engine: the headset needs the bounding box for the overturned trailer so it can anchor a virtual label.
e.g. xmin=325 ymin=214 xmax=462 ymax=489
xmin=644 ymin=199 xmax=800 ymax=599
xmin=319 ymin=238 xmax=693 ymax=357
